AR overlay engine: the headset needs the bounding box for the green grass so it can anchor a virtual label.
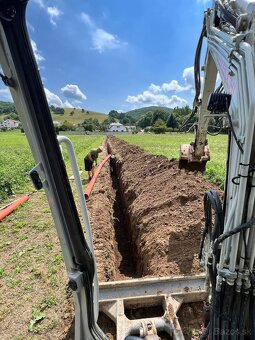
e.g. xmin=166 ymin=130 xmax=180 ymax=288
xmin=51 ymin=108 xmax=107 ymax=125
xmin=0 ymin=131 xmax=105 ymax=202
xmin=118 ymin=132 xmax=228 ymax=187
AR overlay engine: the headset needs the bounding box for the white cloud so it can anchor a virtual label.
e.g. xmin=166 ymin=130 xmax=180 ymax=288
xmin=182 ymin=67 xmax=195 ymax=90
xmin=92 ymin=29 xmax=125 ymax=53
xmin=31 ymin=40 xmax=45 ymax=65
xmin=44 ymin=88 xmax=63 ymax=107
xmin=61 ymin=84 xmax=87 ymax=101
xmin=81 ymin=12 xmax=127 ymax=53
xmin=33 ymin=0 xmax=62 ymax=26
xmin=47 ymin=7 xmax=62 ymax=26
xmin=81 ymin=13 xmax=94 ymax=28
xmin=33 ymin=0 xmax=45 ymax=8
xmin=63 ymin=100 xmax=73 ymax=108
xmin=0 ymin=88 xmax=12 ymax=102
xmin=126 ymin=91 xmax=187 ymax=108
xmin=197 ymin=0 xmax=210 ymax=3
xmin=148 ymin=83 xmax=161 ymax=93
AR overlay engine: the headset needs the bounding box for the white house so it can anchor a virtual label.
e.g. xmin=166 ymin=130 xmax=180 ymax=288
xmin=107 ymin=122 xmax=127 ymax=132
xmin=0 ymin=119 xmax=20 ymax=129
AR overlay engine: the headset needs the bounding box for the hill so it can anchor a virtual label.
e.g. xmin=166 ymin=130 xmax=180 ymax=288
xmin=51 ymin=108 xmax=107 ymax=125
xmin=125 ymin=106 xmax=173 ymax=121
xmin=0 ymin=101 xmax=107 ymax=125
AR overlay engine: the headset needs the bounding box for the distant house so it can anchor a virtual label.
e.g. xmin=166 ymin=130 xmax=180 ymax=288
xmin=0 ymin=119 xmax=20 ymax=129
xmin=107 ymin=122 xmax=127 ymax=132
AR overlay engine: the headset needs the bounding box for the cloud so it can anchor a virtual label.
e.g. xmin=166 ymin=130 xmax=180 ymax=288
xmin=148 ymin=83 xmax=161 ymax=93
xmin=81 ymin=12 xmax=127 ymax=53
xmin=197 ymin=0 xmax=210 ymax=3
xmin=33 ymin=0 xmax=62 ymax=26
xmin=33 ymin=0 xmax=45 ymax=8
xmin=31 ymin=39 xmax=45 ymax=65
xmin=126 ymin=91 xmax=187 ymax=108
xmin=47 ymin=7 xmax=63 ymax=26
xmin=81 ymin=13 xmax=94 ymax=28
xmin=61 ymin=84 xmax=87 ymax=101
xmin=63 ymin=100 xmax=73 ymax=108
xmin=44 ymin=88 xmax=63 ymax=107
xmin=0 ymin=88 xmax=12 ymax=102
xmin=126 ymin=66 xmax=196 ymax=108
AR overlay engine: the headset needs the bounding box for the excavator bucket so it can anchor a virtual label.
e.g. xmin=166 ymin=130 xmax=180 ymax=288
xmin=179 ymin=143 xmax=210 ymax=172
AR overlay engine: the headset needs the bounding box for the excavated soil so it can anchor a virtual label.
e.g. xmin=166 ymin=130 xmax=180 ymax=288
xmin=87 ymin=136 xmax=222 ymax=339
xmin=88 ymin=136 xmax=220 ymax=281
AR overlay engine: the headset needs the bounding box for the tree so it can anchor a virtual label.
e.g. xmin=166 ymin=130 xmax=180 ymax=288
xmin=137 ymin=111 xmax=153 ymax=128
xmin=152 ymin=118 xmax=166 ymax=134
xmin=166 ymin=114 xmax=178 ymax=130
xmin=120 ymin=117 xmax=131 ymax=125
xmin=150 ymin=109 xmax=168 ymax=126
xmin=109 ymin=110 xmax=120 ymax=120
xmin=81 ymin=108 xmax=85 ymax=113
xmin=59 ymin=120 xmax=74 ymax=131
xmin=55 ymin=107 xmax=64 ymax=115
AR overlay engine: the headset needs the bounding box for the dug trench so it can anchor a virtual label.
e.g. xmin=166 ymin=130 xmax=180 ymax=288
xmin=86 ymin=136 xmax=221 ymax=339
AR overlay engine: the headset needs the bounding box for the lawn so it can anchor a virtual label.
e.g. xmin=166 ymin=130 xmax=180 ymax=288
xmin=0 ymin=131 xmax=105 ymax=201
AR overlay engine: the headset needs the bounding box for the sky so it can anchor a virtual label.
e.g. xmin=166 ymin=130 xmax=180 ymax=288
xmin=0 ymin=0 xmax=212 ymax=114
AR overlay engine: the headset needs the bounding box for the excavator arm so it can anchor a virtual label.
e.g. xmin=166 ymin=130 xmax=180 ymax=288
xmin=189 ymin=1 xmax=255 ymax=338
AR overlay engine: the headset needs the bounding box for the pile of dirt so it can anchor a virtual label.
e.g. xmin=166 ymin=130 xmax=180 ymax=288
xmin=88 ymin=136 xmax=221 ymax=281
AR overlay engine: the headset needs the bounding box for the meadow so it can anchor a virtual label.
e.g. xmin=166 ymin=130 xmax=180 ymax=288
xmin=0 ymin=131 xmax=105 ymax=201
xmin=0 ymin=131 xmax=228 ymax=201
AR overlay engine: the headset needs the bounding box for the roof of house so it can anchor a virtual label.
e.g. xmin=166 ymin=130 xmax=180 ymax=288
xmin=109 ymin=122 xmax=124 ymax=126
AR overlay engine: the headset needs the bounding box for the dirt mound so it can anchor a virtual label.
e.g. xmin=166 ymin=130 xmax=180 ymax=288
xmin=88 ymin=136 xmax=221 ymax=281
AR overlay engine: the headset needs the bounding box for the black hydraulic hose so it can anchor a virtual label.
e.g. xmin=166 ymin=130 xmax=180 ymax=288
xmin=125 ymin=337 xmax=143 ymax=340
xmin=210 ymin=289 xmax=221 ymax=340
xmin=250 ymin=292 xmax=255 ymax=340
xmin=221 ymin=284 xmax=234 ymax=340
xmin=193 ymin=19 xmax=206 ymax=106
xmin=239 ymin=292 xmax=250 ymax=340
xmin=230 ymin=292 xmax=241 ymax=340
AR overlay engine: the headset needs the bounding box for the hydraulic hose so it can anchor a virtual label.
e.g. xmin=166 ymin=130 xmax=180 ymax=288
xmin=239 ymin=292 xmax=250 ymax=340
xmin=221 ymin=284 xmax=234 ymax=340
xmin=250 ymin=292 xmax=255 ymax=340
xmin=124 ymin=337 xmax=143 ymax=340
xmin=231 ymin=292 xmax=241 ymax=340
xmin=84 ymin=154 xmax=111 ymax=200
xmin=0 ymin=194 xmax=31 ymax=221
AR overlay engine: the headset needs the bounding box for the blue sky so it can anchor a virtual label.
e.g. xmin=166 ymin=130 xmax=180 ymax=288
xmin=0 ymin=0 xmax=211 ymax=114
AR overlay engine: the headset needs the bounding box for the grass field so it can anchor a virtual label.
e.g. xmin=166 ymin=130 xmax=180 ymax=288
xmin=51 ymin=108 xmax=107 ymax=125
xmin=0 ymin=131 xmax=228 ymax=201
xmin=0 ymin=131 xmax=105 ymax=201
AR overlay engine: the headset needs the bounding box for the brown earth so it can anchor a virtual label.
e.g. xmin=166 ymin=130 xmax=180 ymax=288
xmin=88 ymin=136 xmax=220 ymax=281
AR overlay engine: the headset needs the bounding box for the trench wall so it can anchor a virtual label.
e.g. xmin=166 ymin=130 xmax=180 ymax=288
xmin=88 ymin=136 xmax=220 ymax=281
